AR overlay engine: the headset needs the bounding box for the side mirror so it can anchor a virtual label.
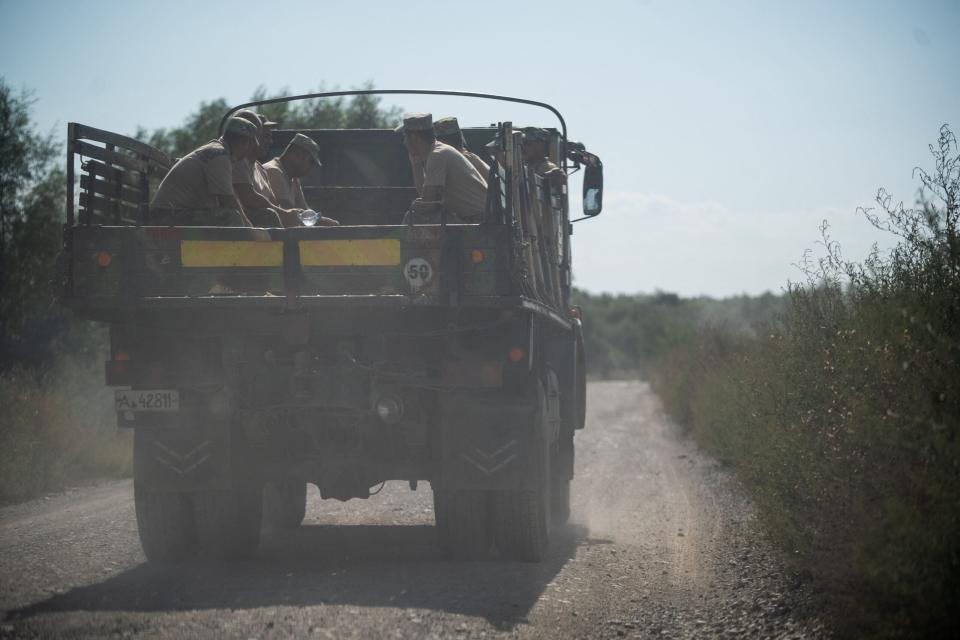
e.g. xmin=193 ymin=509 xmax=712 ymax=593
xmin=582 ymin=160 xmax=603 ymax=216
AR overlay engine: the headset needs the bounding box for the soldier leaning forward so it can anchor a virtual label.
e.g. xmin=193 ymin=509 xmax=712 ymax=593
xmin=263 ymin=134 xmax=338 ymax=226
xmin=398 ymin=112 xmax=488 ymax=224
xmin=434 ymin=116 xmax=491 ymax=179
xmin=150 ymin=117 xmax=259 ymax=226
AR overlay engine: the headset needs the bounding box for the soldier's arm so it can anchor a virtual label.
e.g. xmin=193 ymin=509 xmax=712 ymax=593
xmin=421 ymin=185 xmax=443 ymax=202
xmin=216 ymin=194 xmax=253 ymax=227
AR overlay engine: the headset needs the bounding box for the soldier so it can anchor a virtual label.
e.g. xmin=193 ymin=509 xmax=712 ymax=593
xmin=434 ymin=116 xmax=490 ymax=178
xmin=150 ymin=116 xmax=257 ymax=226
xmin=231 ymin=111 xmax=304 ymax=227
xmin=521 ymin=126 xmax=566 ymax=306
xmin=262 ymin=134 xmax=338 ymax=227
xmin=234 ymin=109 xmax=280 ymax=206
xmin=521 ymin=126 xmax=565 ymax=186
xmin=398 ymin=112 xmax=488 ymax=223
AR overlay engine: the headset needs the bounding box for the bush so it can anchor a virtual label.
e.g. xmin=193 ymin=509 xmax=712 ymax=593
xmin=652 ymin=125 xmax=960 ymax=638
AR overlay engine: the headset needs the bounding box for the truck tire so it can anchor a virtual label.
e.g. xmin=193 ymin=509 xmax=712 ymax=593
xmin=195 ymin=479 xmax=263 ymax=559
xmin=575 ymin=331 xmax=587 ymax=430
xmin=263 ymin=479 xmax=307 ymax=529
xmin=431 ymin=483 xmax=449 ymax=552
xmin=492 ymin=381 xmax=551 ymax=562
xmin=134 ymin=485 xmax=197 ymax=562
xmin=551 ymin=433 xmax=573 ymax=526
xmin=436 ymin=489 xmax=491 ymax=560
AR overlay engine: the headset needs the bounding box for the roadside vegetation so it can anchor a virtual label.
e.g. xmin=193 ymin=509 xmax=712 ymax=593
xmin=0 ymin=79 xmax=398 ymax=504
xmin=579 ymin=127 xmax=958 ymax=639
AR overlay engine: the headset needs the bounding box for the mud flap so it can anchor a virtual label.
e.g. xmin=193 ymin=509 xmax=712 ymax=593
xmin=133 ymin=414 xmax=232 ymax=493
xmin=438 ymin=390 xmax=539 ymax=492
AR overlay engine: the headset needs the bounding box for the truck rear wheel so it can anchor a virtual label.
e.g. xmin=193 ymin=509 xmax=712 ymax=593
xmin=492 ymin=381 xmax=551 ymax=562
xmin=134 ymin=485 xmax=197 ymax=562
xmin=263 ymin=479 xmax=307 ymax=529
xmin=195 ymin=478 xmax=263 ymax=559
xmin=435 ymin=489 xmax=491 ymax=560
xmin=551 ymin=433 xmax=573 ymax=525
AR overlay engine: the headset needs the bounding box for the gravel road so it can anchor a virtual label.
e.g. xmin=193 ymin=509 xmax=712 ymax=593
xmin=0 ymin=381 xmax=829 ymax=639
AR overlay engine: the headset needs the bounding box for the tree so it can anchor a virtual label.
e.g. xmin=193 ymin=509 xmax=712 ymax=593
xmin=137 ymin=82 xmax=402 ymax=159
xmin=0 ymin=78 xmax=74 ymax=367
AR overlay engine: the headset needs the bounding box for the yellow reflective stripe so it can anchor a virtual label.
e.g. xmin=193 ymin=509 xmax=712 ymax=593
xmin=299 ymin=239 xmax=401 ymax=266
xmin=180 ymin=241 xmax=283 ymax=267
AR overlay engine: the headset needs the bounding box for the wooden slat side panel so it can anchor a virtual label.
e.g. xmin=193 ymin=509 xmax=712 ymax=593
xmin=74 ymin=123 xmax=172 ymax=169
xmin=79 ymin=192 xmax=140 ymax=220
xmin=80 ymin=174 xmax=143 ymax=205
xmin=83 ymin=160 xmax=144 ymax=188
xmin=76 ymin=140 xmax=149 ymax=173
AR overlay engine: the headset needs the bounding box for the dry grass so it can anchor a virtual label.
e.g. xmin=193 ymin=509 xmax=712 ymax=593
xmin=0 ymin=357 xmax=131 ymax=504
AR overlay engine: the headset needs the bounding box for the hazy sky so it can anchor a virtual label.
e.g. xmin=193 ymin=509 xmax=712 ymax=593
xmin=2 ymin=0 xmax=958 ymax=296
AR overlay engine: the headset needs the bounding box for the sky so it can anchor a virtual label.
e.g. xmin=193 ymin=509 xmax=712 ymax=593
xmin=1 ymin=0 xmax=958 ymax=296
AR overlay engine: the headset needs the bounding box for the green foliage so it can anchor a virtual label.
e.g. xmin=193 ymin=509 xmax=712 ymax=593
xmin=1 ymin=79 xmax=120 ymax=503
xmin=137 ymin=82 xmax=402 ymax=159
xmin=0 ymin=78 xmax=101 ymax=367
xmin=572 ymin=289 xmax=784 ymax=378
xmin=135 ymin=97 xmax=231 ymax=159
xmin=653 ymin=125 xmax=960 ymax=639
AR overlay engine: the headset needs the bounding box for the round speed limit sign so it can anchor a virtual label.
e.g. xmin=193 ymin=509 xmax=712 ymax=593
xmin=404 ymin=257 xmax=434 ymax=290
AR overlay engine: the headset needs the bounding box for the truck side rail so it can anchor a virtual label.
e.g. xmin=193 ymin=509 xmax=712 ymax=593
xmin=67 ymin=123 xmax=173 ymax=226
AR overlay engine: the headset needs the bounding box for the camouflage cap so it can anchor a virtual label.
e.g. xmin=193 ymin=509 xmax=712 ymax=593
xmin=395 ymin=112 xmax=433 ymax=134
xmin=223 ymin=116 xmax=259 ymax=140
xmin=521 ymin=127 xmax=550 ymax=143
xmin=433 ymin=116 xmax=461 ymax=137
xmin=287 ymin=133 xmax=322 ymax=167
xmin=234 ymin=109 xmax=265 ymax=132
xmin=258 ymin=113 xmax=279 ymax=128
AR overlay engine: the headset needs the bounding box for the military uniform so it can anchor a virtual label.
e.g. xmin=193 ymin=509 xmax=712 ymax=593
xmin=151 ymin=117 xmax=258 ymax=225
xmin=462 ymin=149 xmax=490 ymax=179
xmin=263 ymin=133 xmax=321 ymax=210
xmin=433 ymin=116 xmax=490 ymax=178
xmin=522 ymin=127 xmax=566 ymax=307
xmin=232 ymin=157 xmax=279 ymax=201
xmin=151 ymin=140 xmax=234 ymax=210
xmin=422 ymin=141 xmax=488 ymax=220
xmin=262 ymin=157 xmax=308 ymax=209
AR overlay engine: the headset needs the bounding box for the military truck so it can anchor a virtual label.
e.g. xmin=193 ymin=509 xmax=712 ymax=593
xmin=61 ymin=90 xmax=604 ymax=562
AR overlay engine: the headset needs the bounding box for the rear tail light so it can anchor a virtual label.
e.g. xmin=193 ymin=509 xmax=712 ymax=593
xmin=105 ymin=359 xmax=131 ymax=386
xmin=508 ymin=347 xmax=525 ymax=363
xmin=96 ymin=251 xmax=112 ymax=267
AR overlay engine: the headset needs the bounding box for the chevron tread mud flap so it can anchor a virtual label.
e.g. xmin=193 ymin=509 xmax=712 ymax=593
xmin=438 ymin=390 xmax=538 ymax=492
xmin=133 ymin=415 xmax=231 ymax=492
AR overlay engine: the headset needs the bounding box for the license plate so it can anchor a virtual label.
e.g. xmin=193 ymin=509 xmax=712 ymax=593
xmin=115 ymin=389 xmax=180 ymax=412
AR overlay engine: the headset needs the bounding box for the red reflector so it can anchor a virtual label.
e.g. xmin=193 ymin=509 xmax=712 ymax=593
xmin=96 ymin=251 xmax=112 ymax=267
xmin=470 ymin=249 xmax=485 ymax=264
xmin=508 ymin=347 xmax=525 ymax=363
xmin=105 ymin=360 xmax=130 ymax=386
xmin=115 ymin=351 xmax=131 ymax=361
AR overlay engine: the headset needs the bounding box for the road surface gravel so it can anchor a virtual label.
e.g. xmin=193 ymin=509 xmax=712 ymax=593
xmin=0 ymin=381 xmax=829 ymax=638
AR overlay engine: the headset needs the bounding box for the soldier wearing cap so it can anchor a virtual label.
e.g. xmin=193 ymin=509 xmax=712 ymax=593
xmin=434 ymin=116 xmax=490 ymax=178
xmin=233 ymin=110 xmax=280 ymax=206
xmin=398 ymin=112 xmax=488 ymax=223
xmin=263 ymin=133 xmax=339 ymax=226
xmin=521 ymin=127 xmax=566 ymax=305
xmin=521 ymin=127 xmax=565 ymax=185
xmin=231 ymin=110 xmax=307 ymax=227
xmin=151 ymin=116 xmax=257 ymax=226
